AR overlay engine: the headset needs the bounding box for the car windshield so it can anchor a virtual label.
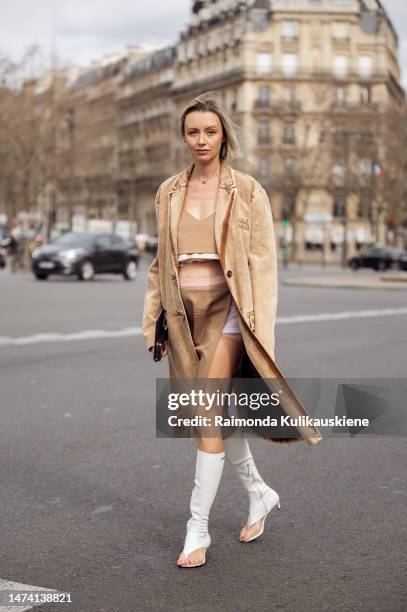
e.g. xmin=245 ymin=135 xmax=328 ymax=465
xmin=52 ymin=233 xmax=95 ymax=247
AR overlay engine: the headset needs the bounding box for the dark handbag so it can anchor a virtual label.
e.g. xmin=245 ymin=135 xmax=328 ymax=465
xmin=153 ymin=308 xmax=168 ymax=362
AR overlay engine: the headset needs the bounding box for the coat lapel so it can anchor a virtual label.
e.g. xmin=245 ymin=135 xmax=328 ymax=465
xmin=168 ymin=160 xmax=237 ymax=269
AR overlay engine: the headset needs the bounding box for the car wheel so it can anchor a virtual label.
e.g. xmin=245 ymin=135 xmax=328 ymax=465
xmin=123 ymin=259 xmax=138 ymax=280
xmin=78 ymin=260 xmax=95 ymax=281
xmin=350 ymin=260 xmax=359 ymax=270
xmin=375 ymin=260 xmax=387 ymax=272
xmin=34 ymin=272 xmax=49 ymax=280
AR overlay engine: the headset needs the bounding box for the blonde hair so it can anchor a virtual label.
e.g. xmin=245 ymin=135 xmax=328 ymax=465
xmin=179 ymin=90 xmax=243 ymax=161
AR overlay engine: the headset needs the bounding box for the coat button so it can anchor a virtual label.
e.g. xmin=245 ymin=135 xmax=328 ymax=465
xmin=226 ymin=270 xmax=232 ymax=278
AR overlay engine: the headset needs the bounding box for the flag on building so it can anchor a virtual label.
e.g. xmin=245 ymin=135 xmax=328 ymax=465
xmin=371 ymin=161 xmax=387 ymax=181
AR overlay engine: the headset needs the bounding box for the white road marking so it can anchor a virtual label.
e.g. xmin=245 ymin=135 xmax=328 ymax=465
xmin=0 ymin=579 xmax=58 ymax=611
xmin=277 ymin=306 xmax=407 ymax=324
xmin=0 ymin=326 xmax=141 ymax=347
xmin=0 ymin=307 xmax=406 ymax=348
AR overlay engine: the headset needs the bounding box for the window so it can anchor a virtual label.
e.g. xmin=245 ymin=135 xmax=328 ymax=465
xmin=283 ymin=85 xmax=296 ymax=103
xmin=284 ymin=157 xmax=296 ymax=175
xmin=256 ymin=52 xmax=272 ymax=75
xmin=258 ymin=85 xmax=270 ymax=107
xmin=359 ymin=55 xmax=373 ymax=77
xmin=234 ymin=25 xmax=243 ymax=42
xmin=282 ymin=20 xmax=297 ymax=41
xmin=186 ymin=40 xmax=194 ymax=60
xmin=208 ymin=33 xmax=216 ymax=53
xmin=178 ymin=44 xmax=186 ymax=62
xmin=198 ymin=38 xmax=206 ymax=56
xmin=283 ymin=54 xmax=297 ymax=75
xmin=357 ymin=196 xmax=371 ymax=219
xmin=360 ymin=86 xmax=371 ymax=104
xmin=332 ymin=164 xmax=345 ymax=186
xmin=282 ymin=121 xmax=296 ymax=144
xmin=111 ymin=234 xmax=125 ymax=245
xmin=282 ymin=195 xmax=295 ymax=221
xmin=334 ymin=55 xmax=348 ymax=77
xmin=333 ymin=195 xmax=347 ymax=218
xmin=305 ymin=225 xmax=324 ymax=250
xmin=259 ymin=157 xmax=270 ymax=177
xmin=258 ymin=119 xmax=271 ymax=144
xmin=359 ymin=158 xmax=372 ymax=176
xmin=333 ymin=22 xmax=348 ymax=40
xmin=333 ymin=129 xmax=347 ymax=147
xmin=95 ymin=234 xmax=112 ymax=248
xmin=336 ymin=86 xmax=346 ymax=105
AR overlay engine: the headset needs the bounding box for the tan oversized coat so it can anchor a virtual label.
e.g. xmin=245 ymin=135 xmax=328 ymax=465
xmin=143 ymin=160 xmax=322 ymax=446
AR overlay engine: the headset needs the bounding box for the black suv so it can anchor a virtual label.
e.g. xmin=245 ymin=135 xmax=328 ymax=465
xmin=348 ymin=246 xmax=406 ymax=271
xmin=31 ymin=232 xmax=139 ymax=281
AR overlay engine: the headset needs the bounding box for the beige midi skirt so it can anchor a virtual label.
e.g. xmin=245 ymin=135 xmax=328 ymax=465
xmin=167 ymin=279 xmax=242 ymax=439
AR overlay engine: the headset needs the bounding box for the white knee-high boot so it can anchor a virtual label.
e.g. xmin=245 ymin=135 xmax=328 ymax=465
xmin=224 ymin=434 xmax=280 ymax=541
xmin=181 ymin=448 xmax=225 ymax=565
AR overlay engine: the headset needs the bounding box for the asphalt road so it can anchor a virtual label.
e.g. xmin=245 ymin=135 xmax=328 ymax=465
xmin=0 ymin=260 xmax=406 ymax=612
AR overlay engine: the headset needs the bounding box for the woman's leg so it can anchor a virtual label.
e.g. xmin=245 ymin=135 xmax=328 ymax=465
xmin=224 ymin=433 xmax=279 ymax=541
xmin=176 ymin=447 xmax=225 ymax=567
xmin=177 ymin=333 xmax=243 ymax=567
xmin=197 ymin=333 xmax=243 ymax=454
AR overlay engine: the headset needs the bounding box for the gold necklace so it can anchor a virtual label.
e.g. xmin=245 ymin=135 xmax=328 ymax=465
xmin=196 ymin=169 xmax=220 ymax=184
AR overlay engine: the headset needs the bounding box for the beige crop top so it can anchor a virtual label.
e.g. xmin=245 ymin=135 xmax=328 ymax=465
xmin=177 ymin=208 xmax=219 ymax=264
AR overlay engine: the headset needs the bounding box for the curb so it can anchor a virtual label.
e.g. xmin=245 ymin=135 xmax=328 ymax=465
xmin=283 ymin=277 xmax=407 ymax=291
xmin=380 ymin=274 xmax=407 ymax=283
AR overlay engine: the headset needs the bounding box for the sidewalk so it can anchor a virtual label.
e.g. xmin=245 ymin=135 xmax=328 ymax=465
xmin=282 ymin=271 xmax=407 ymax=291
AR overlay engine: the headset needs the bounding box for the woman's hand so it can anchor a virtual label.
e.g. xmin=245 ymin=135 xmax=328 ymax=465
xmin=161 ymin=340 xmax=168 ymax=357
xmin=148 ymin=340 xmax=169 ymax=357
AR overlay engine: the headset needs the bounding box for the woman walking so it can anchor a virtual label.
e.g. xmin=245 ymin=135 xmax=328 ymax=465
xmin=143 ymin=92 xmax=321 ymax=568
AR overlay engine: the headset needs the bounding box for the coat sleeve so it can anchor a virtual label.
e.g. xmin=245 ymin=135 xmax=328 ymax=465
xmin=142 ymin=186 xmax=162 ymax=351
xmin=248 ymin=184 xmax=278 ymax=359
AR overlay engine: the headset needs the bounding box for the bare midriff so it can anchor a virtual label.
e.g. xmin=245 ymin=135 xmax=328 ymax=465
xmin=178 ymin=259 xmax=226 ymax=287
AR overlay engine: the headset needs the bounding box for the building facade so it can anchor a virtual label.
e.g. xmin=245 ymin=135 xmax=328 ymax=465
xmin=117 ymin=0 xmax=404 ymax=261
xmin=4 ymin=1 xmax=402 ymax=260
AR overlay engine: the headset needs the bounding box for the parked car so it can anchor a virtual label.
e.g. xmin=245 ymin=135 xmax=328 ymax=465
xmin=0 ymin=229 xmax=7 ymax=268
xmin=31 ymin=232 xmax=139 ymax=281
xmin=399 ymin=251 xmax=407 ymax=271
xmin=135 ymin=233 xmax=158 ymax=254
xmin=145 ymin=236 xmax=158 ymax=255
xmin=348 ymin=246 xmax=406 ymax=271
xmin=0 ymin=244 xmax=7 ymax=268
xmin=135 ymin=233 xmax=150 ymax=251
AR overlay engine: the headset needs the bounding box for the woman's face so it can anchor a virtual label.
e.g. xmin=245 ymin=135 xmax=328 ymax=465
xmin=183 ymin=110 xmax=224 ymax=164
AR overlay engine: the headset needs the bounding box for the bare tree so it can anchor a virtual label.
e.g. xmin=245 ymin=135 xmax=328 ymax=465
xmin=270 ymin=81 xmax=334 ymax=264
xmin=0 ymin=48 xmax=74 ymax=237
xmin=378 ymin=101 xmax=407 ymax=247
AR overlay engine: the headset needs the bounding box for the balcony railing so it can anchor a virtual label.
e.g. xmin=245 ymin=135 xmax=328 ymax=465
xmin=251 ymin=68 xmax=390 ymax=82
xmin=254 ymin=99 xmax=301 ymax=112
xmin=330 ymin=101 xmax=380 ymax=112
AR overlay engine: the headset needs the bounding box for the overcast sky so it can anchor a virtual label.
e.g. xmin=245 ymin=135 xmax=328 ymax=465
xmin=0 ymin=0 xmax=406 ymax=89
